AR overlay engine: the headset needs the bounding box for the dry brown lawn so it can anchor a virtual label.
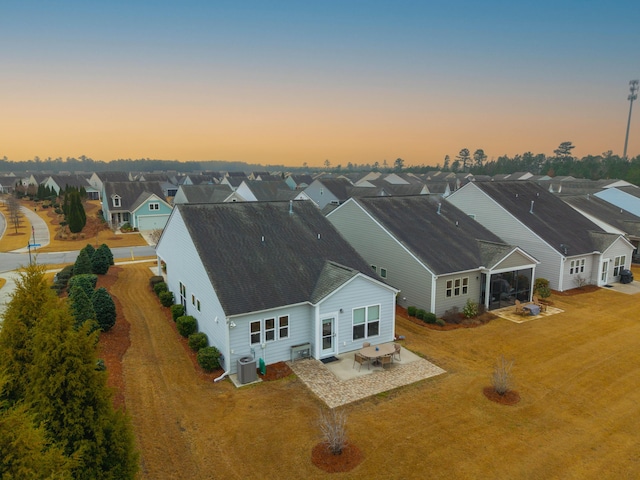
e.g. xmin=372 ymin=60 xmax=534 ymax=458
xmin=0 ymin=201 xmax=33 ymax=251
xmin=0 ymin=198 xmax=148 ymax=252
xmin=109 ymin=264 xmax=640 ymax=480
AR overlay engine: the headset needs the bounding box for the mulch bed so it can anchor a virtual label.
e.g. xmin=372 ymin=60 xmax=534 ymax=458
xmin=551 ymin=285 xmax=600 ymax=296
xmin=311 ymin=442 xmax=363 ymax=473
xmin=482 ymin=386 xmax=521 ymax=405
xmin=396 ymin=306 xmax=496 ymax=331
xmin=258 ymin=361 xmax=293 ymax=381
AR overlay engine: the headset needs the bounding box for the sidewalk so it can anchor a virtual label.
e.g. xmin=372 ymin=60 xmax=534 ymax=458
xmin=11 ymin=205 xmax=51 ymax=253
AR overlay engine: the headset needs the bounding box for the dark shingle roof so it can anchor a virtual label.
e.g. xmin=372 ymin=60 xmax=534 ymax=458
xmin=472 ymin=181 xmax=606 ymax=256
xmin=95 ymin=171 xmax=131 ymax=183
xmin=177 ymin=201 xmax=379 ymax=316
xmin=177 ymin=184 xmax=232 ymax=203
xmin=241 ymin=180 xmax=298 ymax=201
xmin=103 ymin=181 xmax=166 ymax=210
xmin=353 ymin=196 xmax=506 ymax=275
xmin=562 ymin=194 xmax=640 ymax=237
xmin=318 ymin=178 xmax=354 ymax=201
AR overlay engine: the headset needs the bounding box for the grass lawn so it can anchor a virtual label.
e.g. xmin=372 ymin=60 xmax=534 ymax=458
xmin=113 ymin=263 xmax=640 ymax=479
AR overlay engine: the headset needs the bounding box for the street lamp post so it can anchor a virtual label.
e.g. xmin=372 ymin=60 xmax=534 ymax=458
xmin=624 ymin=80 xmax=639 ymax=159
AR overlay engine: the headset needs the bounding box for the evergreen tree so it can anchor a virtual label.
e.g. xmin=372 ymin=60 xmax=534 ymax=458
xmin=67 ymin=274 xmax=97 ymax=298
xmin=92 ymin=288 xmax=116 ymax=332
xmin=67 ymin=191 xmax=86 ymax=233
xmin=0 ymin=265 xmax=58 ymax=403
xmin=73 ymin=249 xmax=93 ymax=276
xmin=98 ymin=243 xmax=114 ymax=266
xmin=26 ymin=309 xmax=138 ymax=479
xmin=68 ymin=285 xmax=97 ymax=331
xmin=81 ymin=243 xmax=95 ymax=260
xmin=91 ymin=247 xmax=111 ymax=275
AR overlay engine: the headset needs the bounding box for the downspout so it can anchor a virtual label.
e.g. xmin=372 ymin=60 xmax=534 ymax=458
xmin=430 ymin=274 xmax=437 ymax=314
xmin=214 ymin=315 xmax=232 ymax=382
xmin=214 ymin=370 xmax=229 ymax=383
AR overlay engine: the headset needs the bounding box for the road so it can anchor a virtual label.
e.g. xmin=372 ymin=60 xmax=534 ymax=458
xmin=0 ymin=246 xmax=157 ymax=273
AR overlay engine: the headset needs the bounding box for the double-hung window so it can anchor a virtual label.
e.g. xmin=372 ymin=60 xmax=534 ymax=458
xmin=570 ymin=258 xmax=585 ymax=275
xmin=352 ymin=305 xmax=380 ymax=340
xmin=250 ymin=321 xmax=261 ymax=345
xmin=278 ymin=315 xmax=289 ymax=339
xmin=264 ymin=318 xmax=276 ymax=342
xmin=613 ymin=255 xmax=626 ymax=276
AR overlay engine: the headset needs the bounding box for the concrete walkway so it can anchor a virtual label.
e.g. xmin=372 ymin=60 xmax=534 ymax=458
xmin=288 ymin=345 xmax=445 ymax=408
xmin=11 ymin=205 xmax=51 ymax=253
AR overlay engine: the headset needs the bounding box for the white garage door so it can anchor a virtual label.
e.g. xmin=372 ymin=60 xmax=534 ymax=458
xmin=137 ymin=215 xmax=169 ymax=231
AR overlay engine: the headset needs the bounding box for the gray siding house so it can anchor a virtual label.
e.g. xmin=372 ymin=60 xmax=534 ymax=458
xmin=155 ymin=201 xmax=398 ymax=375
xmin=448 ymin=182 xmax=634 ymax=290
xmin=327 ymin=196 xmax=538 ymax=316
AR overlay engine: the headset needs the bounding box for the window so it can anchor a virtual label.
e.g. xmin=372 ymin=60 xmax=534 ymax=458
xmin=380 ymin=268 xmax=387 ymax=278
xmin=196 ymin=300 xmax=201 ymax=312
xmin=149 ymin=202 xmax=159 ymax=211
xmin=179 ymin=282 xmax=186 ymax=308
xmin=113 ymin=195 xmax=121 ymax=208
xmin=446 ymin=277 xmax=468 ymax=297
xmin=250 ymin=321 xmax=261 ymax=345
xmin=278 ymin=315 xmax=289 ymax=339
xmin=371 ymin=265 xmax=377 ymax=272
xmin=570 ymin=258 xmax=585 ymax=275
xmin=614 ymin=255 xmax=626 ymax=276
xmin=265 ymin=318 xmax=276 ymax=342
xmin=352 ymin=305 xmax=380 ymax=340
xmin=191 ymin=294 xmax=195 ymax=305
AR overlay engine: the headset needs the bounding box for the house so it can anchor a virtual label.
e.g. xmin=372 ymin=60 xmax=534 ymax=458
xmin=101 ymin=181 xmax=172 ymax=230
xmin=225 ymin=180 xmax=304 ymax=202
xmin=88 ymin=171 xmax=131 ymax=199
xmin=155 ymin=201 xmax=398 ymax=374
xmin=327 ymin=195 xmax=538 ymax=315
xmin=594 ymin=185 xmax=640 ymax=218
xmin=172 ymin=184 xmax=233 ymax=205
xmin=448 ymin=182 xmax=634 ymax=290
xmin=136 ymin=173 xmax=179 ymax=197
xmin=42 ymin=174 xmax=99 ymax=199
xmin=563 ymin=194 xmax=640 ymax=260
xmin=285 ymin=174 xmax=314 ymax=190
xmin=303 ymin=178 xmax=354 ymax=209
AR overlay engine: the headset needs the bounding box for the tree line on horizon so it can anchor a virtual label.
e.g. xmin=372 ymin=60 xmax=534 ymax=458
xmin=2 ymin=141 xmax=640 ymax=184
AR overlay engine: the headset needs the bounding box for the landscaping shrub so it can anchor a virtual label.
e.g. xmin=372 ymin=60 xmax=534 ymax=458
xmin=153 ymin=282 xmax=168 ymax=296
xmin=92 ymin=287 xmax=117 ymax=332
xmin=423 ymin=312 xmax=437 ymax=324
xmin=149 ymin=276 xmax=165 ymax=289
xmin=67 ymin=274 xmax=97 ymax=297
xmin=435 ymin=318 xmax=446 ymax=326
xmin=91 ymin=247 xmax=111 ymax=275
xmin=159 ymin=290 xmax=174 ymax=307
xmin=176 ymin=315 xmax=197 ymax=338
xmin=462 ymin=299 xmax=479 ymax=318
xmin=188 ymin=332 xmax=208 ymax=351
xmin=197 ymin=346 xmax=221 ymax=372
xmin=534 ymin=278 xmax=551 ymax=299
xmin=407 ymin=306 xmax=417 ymax=317
xmin=170 ymin=304 xmax=185 ymax=321
xmin=97 ymin=243 xmax=114 ymax=265
xmin=442 ymin=306 xmax=462 ymax=324
xmin=73 ymin=249 xmax=93 ymax=275
xmin=415 ymin=309 xmax=426 ymax=320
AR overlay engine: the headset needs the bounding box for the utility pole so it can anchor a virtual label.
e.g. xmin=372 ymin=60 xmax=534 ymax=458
xmin=624 ymin=80 xmax=639 ymax=159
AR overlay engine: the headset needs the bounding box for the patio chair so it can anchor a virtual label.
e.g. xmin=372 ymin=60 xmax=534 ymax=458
xmin=532 ymin=295 xmax=548 ymax=312
xmin=362 ymin=342 xmax=371 ymax=347
xmin=393 ymin=343 xmax=402 ymax=362
xmin=353 ymin=353 xmax=369 ymax=371
xmin=514 ymin=299 xmax=527 ymax=316
xmin=379 ymin=354 xmax=393 ymax=370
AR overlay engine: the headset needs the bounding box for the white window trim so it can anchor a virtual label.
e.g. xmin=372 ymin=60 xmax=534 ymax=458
xmin=250 ymin=320 xmax=261 ymax=345
xmin=278 ymin=315 xmax=289 ymax=339
xmin=570 ymin=258 xmax=586 ymax=275
xmin=113 ymin=195 xmax=121 ymax=208
xmin=352 ymin=304 xmax=381 ymax=341
xmin=446 ymin=276 xmax=468 ymax=297
xmin=264 ymin=317 xmax=276 ymax=342
xmin=149 ymin=202 xmax=160 ymax=211
xmin=613 ymin=255 xmax=626 ymax=277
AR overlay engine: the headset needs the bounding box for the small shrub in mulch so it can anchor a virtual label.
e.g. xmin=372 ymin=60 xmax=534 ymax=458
xmin=483 ymin=386 xmax=521 ymax=405
xmin=311 ymin=442 xmax=363 ymax=473
xmin=258 ymin=361 xmax=293 ymax=381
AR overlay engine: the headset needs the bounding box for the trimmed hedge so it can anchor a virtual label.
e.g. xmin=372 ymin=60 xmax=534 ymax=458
xmin=170 ymin=304 xmax=185 ymax=321
xmin=188 ymin=332 xmax=208 ymax=351
xmin=407 ymin=306 xmax=417 ymax=317
xmin=153 ymin=282 xmax=168 ymax=296
xmin=159 ymin=291 xmax=174 ymax=307
xmin=197 ymin=346 xmax=221 ymax=372
xmin=149 ymin=276 xmax=165 ymax=289
xmin=176 ymin=315 xmax=197 ymax=338
xmin=423 ymin=312 xmax=437 ymax=324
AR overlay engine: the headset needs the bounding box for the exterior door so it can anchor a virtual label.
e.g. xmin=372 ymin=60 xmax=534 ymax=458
xmin=321 ymin=317 xmax=335 ymax=357
xmin=600 ymin=260 xmax=609 ymax=285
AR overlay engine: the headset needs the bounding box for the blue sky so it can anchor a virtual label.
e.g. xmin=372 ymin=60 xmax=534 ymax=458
xmin=1 ymin=1 xmax=639 ymax=165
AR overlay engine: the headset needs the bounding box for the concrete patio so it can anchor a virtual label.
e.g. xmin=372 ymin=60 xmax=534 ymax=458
xmin=287 ymin=343 xmax=445 ymax=408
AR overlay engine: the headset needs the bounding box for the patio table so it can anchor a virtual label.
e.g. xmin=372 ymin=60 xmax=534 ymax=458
xmin=360 ymin=344 xmax=395 ymax=365
xmin=523 ymin=304 xmax=540 ymax=316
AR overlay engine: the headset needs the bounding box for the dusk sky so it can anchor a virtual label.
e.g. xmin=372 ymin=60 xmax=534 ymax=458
xmin=2 ymin=1 xmax=639 ymax=167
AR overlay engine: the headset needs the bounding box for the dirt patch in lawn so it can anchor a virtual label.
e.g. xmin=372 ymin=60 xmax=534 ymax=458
xmin=482 ymin=386 xmax=521 ymax=406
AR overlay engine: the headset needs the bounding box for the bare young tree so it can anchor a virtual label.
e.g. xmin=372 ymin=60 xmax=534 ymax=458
xmin=5 ymin=195 xmax=22 ymax=234
xmin=492 ymin=355 xmax=514 ymax=396
xmin=318 ymin=408 xmax=348 ymax=455
xmin=573 ymin=275 xmax=589 ymax=288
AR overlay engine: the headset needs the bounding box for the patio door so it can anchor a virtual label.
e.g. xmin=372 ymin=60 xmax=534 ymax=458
xmin=600 ymin=259 xmax=609 ymax=285
xmin=321 ymin=317 xmax=336 ymax=357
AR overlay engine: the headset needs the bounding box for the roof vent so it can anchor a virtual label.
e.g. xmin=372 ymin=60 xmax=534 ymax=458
xmin=261 ymin=235 xmax=265 ymax=243
xmin=455 ymin=220 xmax=459 ymax=227
xmin=530 ymin=200 xmax=535 ymax=214
xmin=289 ymin=200 xmax=293 ymax=215
xmin=515 ymin=193 xmax=519 ymax=198
xmin=317 ymin=233 xmax=321 ymax=240
xmin=437 ymin=203 xmax=441 ymax=215
xmin=560 ymin=243 xmax=568 ymax=255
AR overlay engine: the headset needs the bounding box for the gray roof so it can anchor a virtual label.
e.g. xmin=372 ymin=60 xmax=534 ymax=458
xmin=472 ymin=181 xmax=607 ymax=256
xmin=616 ymin=185 xmax=640 ymax=199
xmin=177 ymin=184 xmax=232 ymax=203
xmin=352 ymin=196 xmax=508 ymax=275
xmin=94 ymin=171 xmax=131 ymax=183
xmin=240 ymin=180 xmax=298 ymax=201
xmin=103 ymin=181 xmax=166 ymax=210
xmin=562 ymin=194 xmax=640 ymax=237
xmin=318 ymin=178 xmax=354 ymax=201
xmin=176 ymin=201 xmax=381 ymax=316
xmin=47 ymin=174 xmax=92 ymax=190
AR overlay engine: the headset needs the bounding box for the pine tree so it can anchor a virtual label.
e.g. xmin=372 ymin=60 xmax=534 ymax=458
xmin=92 ymin=288 xmax=116 ymax=332
xmin=73 ymin=249 xmax=92 ymax=276
xmin=26 ymin=309 xmax=138 ymax=478
xmin=67 ymin=274 xmax=97 ymax=298
xmin=0 ymin=265 xmax=59 ymax=403
xmin=81 ymin=244 xmax=95 ymax=260
xmin=97 ymin=243 xmax=114 ymax=266
xmin=91 ymin=247 xmax=110 ymax=275
xmin=67 ymin=191 xmax=85 ymax=233
xmin=68 ymin=285 xmax=97 ymax=332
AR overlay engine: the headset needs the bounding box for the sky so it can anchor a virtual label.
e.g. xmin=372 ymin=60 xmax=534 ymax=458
xmin=1 ymin=1 xmax=640 ymax=167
